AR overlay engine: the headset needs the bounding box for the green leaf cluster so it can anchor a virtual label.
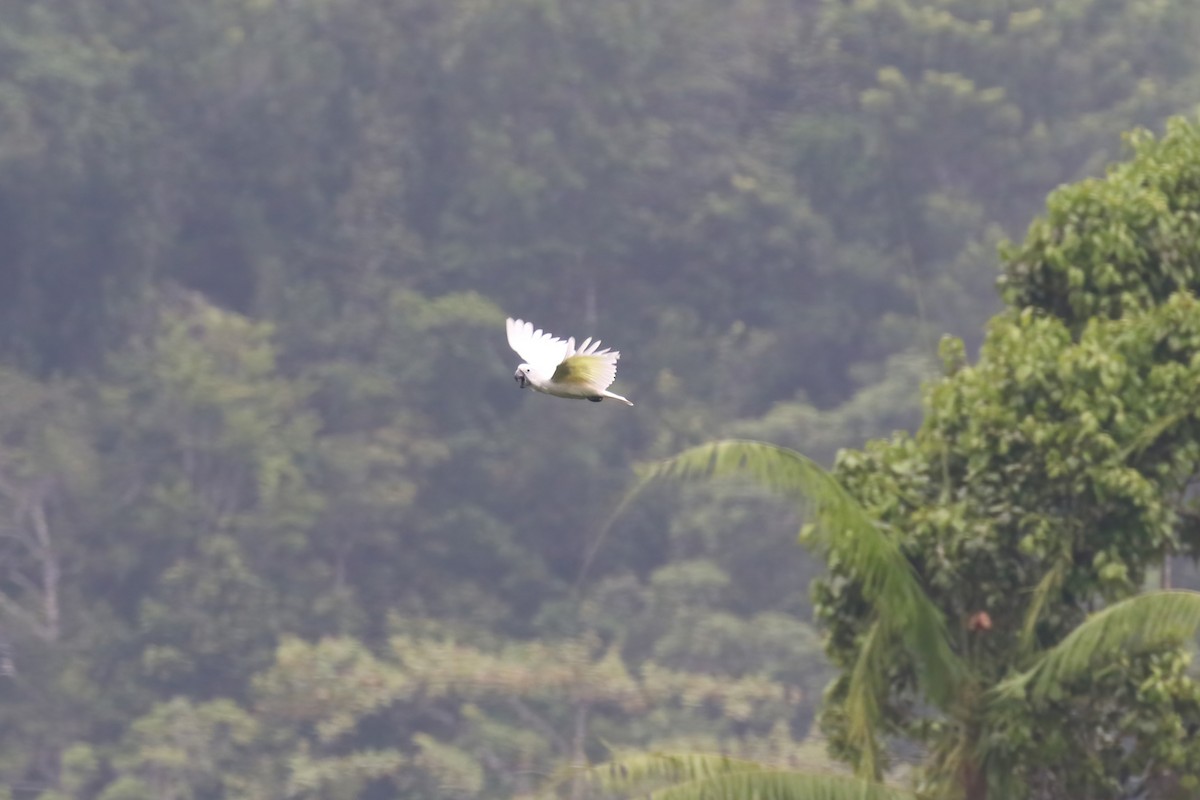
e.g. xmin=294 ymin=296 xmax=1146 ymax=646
xmin=3 ymin=0 xmax=1200 ymax=797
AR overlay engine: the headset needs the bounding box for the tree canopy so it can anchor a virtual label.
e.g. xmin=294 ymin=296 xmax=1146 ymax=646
xmin=2 ymin=0 xmax=1200 ymax=797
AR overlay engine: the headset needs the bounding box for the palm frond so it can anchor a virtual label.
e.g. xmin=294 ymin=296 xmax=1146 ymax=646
xmin=589 ymin=751 xmax=764 ymax=789
xmin=994 ymin=590 xmax=1200 ymax=703
xmin=842 ymin=619 xmax=886 ymax=780
xmin=1016 ymin=560 xmax=1068 ymax=659
xmin=627 ymin=441 xmax=965 ymax=713
xmin=585 ymin=753 xmax=915 ymax=800
xmin=649 ymin=772 xmax=915 ymax=800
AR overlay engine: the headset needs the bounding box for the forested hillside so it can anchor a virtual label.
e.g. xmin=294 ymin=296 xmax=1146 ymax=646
xmin=1 ymin=0 xmax=1199 ymax=797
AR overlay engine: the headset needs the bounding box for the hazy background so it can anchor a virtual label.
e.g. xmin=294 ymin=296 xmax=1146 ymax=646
xmin=1 ymin=0 xmax=1199 ymax=797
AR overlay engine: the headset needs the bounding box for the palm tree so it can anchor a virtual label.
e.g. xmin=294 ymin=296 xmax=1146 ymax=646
xmin=571 ymin=440 xmax=1200 ymax=800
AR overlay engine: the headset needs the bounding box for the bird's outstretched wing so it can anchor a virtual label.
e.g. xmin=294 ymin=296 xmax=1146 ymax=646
xmin=551 ymin=337 xmax=620 ymax=391
xmin=507 ymin=318 xmax=570 ymax=373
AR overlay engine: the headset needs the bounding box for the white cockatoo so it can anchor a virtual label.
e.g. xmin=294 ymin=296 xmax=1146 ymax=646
xmin=506 ymin=317 xmax=633 ymax=406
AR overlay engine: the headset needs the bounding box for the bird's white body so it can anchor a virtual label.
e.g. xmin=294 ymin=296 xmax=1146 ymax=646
xmin=506 ymin=318 xmax=633 ymax=406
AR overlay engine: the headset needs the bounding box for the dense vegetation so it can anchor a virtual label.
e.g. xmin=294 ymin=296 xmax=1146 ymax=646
xmin=583 ymin=119 xmax=1200 ymax=799
xmin=2 ymin=0 xmax=1200 ymax=797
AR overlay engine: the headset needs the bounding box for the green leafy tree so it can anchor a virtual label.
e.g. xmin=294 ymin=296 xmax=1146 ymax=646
xmin=817 ymin=118 xmax=1200 ymax=798
xmin=94 ymin=699 xmax=260 ymax=800
xmin=98 ymin=292 xmax=322 ymax=693
xmin=602 ymin=441 xmax=1200 ymax=800
xmin=66 ymin=629 xmax=815 ymax=800
xmin=0 ymin=292 xmax=324 ymax=792
xmin=0 ymin=367 xmax=106 ymax=787
xmin=590 ymin=117 xmax=1200 ymax=799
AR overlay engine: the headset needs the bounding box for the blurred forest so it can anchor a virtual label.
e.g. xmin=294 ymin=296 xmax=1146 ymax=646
xmin=2 ymin=0 xmax=1200 ymax=797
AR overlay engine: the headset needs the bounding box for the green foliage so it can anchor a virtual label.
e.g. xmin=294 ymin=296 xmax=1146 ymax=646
xmin=1002 ymin=116 xmax=1200 ymax=326
xmin=619 ymin=441 xmax=1200 ymax=798
xmin=965 ymin=591 xmax=1200 ymax=797
xmin=102 ymin=698 xmax=259 ymax=800
xmin=105 ymin=631 xmax=810 ymax=799
xmin=817 ymin=119 xmax=1200 ymax=796
xmin=4 ymin=0 xmax=1200 ymax=797
xmin=999 ymin=590 xmax=1200 ymax=703
xmin=631 ymin=441 xmax=965 ymax=728
xmin=598 ymin=117 xmax=1200 ymax=800
xmin=583 ymin=751 xmax=914 ymax=800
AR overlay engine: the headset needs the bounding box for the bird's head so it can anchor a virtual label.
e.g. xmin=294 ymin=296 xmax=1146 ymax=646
xmin=514 ymin=365 xmax=531 ymax=389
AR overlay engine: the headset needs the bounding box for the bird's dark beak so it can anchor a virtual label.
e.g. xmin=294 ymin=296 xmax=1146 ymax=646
xmin=514 ymin=372 xmax=527 ymax=389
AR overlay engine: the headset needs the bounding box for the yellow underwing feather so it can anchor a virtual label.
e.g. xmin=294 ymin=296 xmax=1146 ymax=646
xmin=552 ymin=351 xmax=620 ymax=389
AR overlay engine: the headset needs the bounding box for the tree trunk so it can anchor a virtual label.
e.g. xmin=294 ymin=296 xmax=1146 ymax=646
xmin=569 ymin=702 xmax=591 ymax=800
xmin=962 ymin=758 xmax=987 ymax=800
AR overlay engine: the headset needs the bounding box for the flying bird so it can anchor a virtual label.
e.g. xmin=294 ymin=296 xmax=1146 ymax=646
xmin=506 ymin=317 xmax=633 ymax=406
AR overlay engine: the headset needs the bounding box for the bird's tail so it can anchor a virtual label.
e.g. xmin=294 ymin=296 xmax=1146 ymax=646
xmin=603 ymin=390 xmax=634 ymax=406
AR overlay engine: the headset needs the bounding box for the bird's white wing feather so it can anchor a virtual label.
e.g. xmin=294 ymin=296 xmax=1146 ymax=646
xmin=506 ymin=318 xmax=571 ymax=373
xmin=551 ymin=342 xmax=620 ymax=391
